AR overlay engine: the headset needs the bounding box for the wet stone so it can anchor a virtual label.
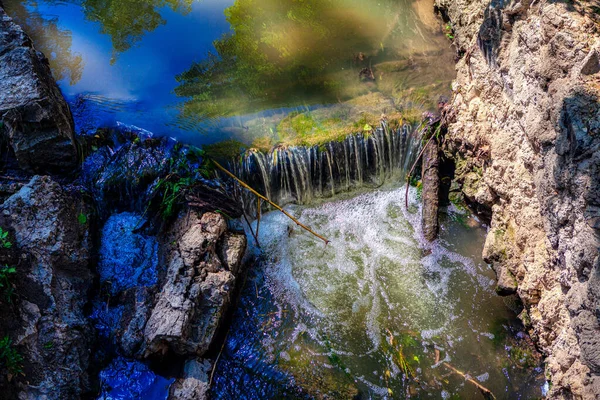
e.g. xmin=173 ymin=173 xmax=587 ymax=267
xmin=98 ymin=212 xmax=159 ymax=295
xmin=98 ymin=357 xmax=174 ymax=400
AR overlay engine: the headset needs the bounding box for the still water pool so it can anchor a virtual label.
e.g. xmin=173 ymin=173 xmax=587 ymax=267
xmin=4 ymin=0 xmax=454 ymax=146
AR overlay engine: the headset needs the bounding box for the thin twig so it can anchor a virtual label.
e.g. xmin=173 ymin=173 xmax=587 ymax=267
xmin=212 ymin=160 xmax=329 ymax=244
xmin=0 ymin=175 xmax=29 ymax=182
xmin=208 ymin=339 xmax=226 ymax=388
xmin=256 ymin=198 xmax=261 ymax=238
xmin=242 ymin=212 xmax=260 ymax=248
xmin=443 ymin=362 xmax=496 ymax=399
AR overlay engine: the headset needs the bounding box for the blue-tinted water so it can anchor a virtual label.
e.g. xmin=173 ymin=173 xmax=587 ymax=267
xmin=4 ymin=0 xmax=455 ymax=147
xmin=4 ymin=0 xmax=233 ymax=144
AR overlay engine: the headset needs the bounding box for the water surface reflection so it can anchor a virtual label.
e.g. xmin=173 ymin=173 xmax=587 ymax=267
xmin=4 ymin=0 xmax=454 ymax=147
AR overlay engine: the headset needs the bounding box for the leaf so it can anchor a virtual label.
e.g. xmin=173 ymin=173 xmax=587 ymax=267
xmin=77 ymin=213 xmax=87 ymax=225
xmin=413 ymin=355 xmax=419 ymax=363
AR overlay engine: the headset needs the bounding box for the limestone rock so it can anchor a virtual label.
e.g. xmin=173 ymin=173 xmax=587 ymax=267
xmin=144 ymin=211 xmax=246 ymax=357
xmin=169 ymin=358 xmax=212 ymax=400
xmin=0 ymin=7 xmax=76 ymax=173
xmin=435 ymin=0 xmax=600 ymax=396
xmin=218 ymin=232 xmax=247 ymax=275
xmin=0 ymin=176 xmax=93 ymax=398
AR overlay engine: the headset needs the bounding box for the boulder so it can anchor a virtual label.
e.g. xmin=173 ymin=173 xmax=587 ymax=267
xmin=0 ymin=6 xmax=76 ymax=173
xmin=144 ymin=211 xmax=246 ymax=357
xmin=0 ymin=176 xmax=93 ymax=399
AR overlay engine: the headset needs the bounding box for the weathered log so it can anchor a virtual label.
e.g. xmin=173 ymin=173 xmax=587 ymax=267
xmin=421 ymin=138 xmax=439 ymax=241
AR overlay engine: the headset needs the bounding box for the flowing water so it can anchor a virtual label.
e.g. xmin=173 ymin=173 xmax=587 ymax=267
xmin=212 ymin=190 xmax=545 ymax=399
xmin=234 ymin=124 xmax=422 ymax=215
xmin=3 ymin=0 xmax=546 ymax=398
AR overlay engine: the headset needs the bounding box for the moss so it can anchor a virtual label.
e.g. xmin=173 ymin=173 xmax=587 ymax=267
xmin=489 ymin=318 xmax=509 ymax=348
xmin=202 ymin=139 xmax=246 ymax=160
xmin=509 ymin=345 xmax=537 ymax=368
xmin=518 ymin=309 xmax=531 ymax=328
xmin=250 ymin=136 xmax=275 ymax=152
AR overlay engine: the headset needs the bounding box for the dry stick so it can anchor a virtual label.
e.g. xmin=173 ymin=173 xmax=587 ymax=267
xmin=212 ymin=160 xmax=330 ymax=245
xmin=242 ymin=212 xmax=260 ymax=248
xmin=404 ymin=132 xmax=438 ymax=210
xmin=443 ymin=362 xmax=496 ymax=400
xmin=256 ymin=198 xmax=261 ymax=238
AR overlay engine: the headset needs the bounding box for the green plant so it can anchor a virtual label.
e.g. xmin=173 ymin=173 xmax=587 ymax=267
xmin=0 ymin=336 xmax=23 ymax=376
xmin=77 ymin=213 xmax=87 ymax=225
xmin=0 ymin=265 xmax=16 ymax=302
xmin=445 ymin=23 xmax=454 ymax=40
xmin=156 ymin=176 xmax=193 ymax=219
xmin=0 ymin=228 xmax=12 ymax=249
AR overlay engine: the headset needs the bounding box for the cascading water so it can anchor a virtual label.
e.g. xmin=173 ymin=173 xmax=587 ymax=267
xmin=210 ymin=188 xmax=545 ymax=399
xmin=234 ymin=123 xmax=421 ymax=215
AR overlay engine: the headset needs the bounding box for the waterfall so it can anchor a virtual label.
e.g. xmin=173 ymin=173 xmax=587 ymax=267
xmin=232 ymin=123 xmax=422 ymax=215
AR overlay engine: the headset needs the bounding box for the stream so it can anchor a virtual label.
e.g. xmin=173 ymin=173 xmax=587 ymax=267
xmin=2 ymin=0 xmax=546 ymax=398
xmin=211 ymin=188 xmax=545 ymax=399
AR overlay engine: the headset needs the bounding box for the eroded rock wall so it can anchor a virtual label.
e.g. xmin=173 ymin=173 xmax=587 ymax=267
xmin=0 ymin=176 xmax=93 ymax=399
xmin=435 ymin=0 xmax=600 ymax=397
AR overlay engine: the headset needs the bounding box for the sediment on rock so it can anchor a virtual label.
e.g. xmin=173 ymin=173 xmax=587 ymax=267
xmin=436 ymin=0 xmax=600 ymax=397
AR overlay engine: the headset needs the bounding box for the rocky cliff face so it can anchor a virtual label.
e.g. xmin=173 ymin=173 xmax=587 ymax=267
xmin=435 ymin=0 xmax=600 ymax=397
xmin=0 ymin=176 xmax=93 ymax=399
xmin=0 ymin=5 xmax=76 ymax=173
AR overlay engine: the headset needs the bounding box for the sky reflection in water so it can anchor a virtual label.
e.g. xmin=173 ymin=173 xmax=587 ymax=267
xmin=4 ymin=0 xmax=454 ymax=147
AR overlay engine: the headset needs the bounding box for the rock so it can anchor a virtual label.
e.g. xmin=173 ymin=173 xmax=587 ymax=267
xmin=218 ymin=232 xmax=247 ymax=275
xmin=143 ymin=211 xmax=246 ymax=358
xmin=98 ymin=357 xmax=174 ymax=399
xmin=580 ymin=48 xmax=600 ymax=76
xmin=0 ymin=7 xmax=76 ymax=173
xmin=0 ymin=176 xmax=93 ymax=398
xmin=169 ymin=358 xmax=212 ymax=400
xmin=81 ymin=129 xmax=242 ymax=218
xmin=495 ymin=266 xmax=518 ymax=296
xmin=435 ymin=0 xmax=600 ymax=396
xmin=98 ymin=212 xmax=159 ymax=295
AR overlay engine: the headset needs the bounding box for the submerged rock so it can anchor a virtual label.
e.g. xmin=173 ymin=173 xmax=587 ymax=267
xmin=0 ymin=6 xmax=76 ymax=173
xmin=0 ymin=176 xmax=93 ymax=399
